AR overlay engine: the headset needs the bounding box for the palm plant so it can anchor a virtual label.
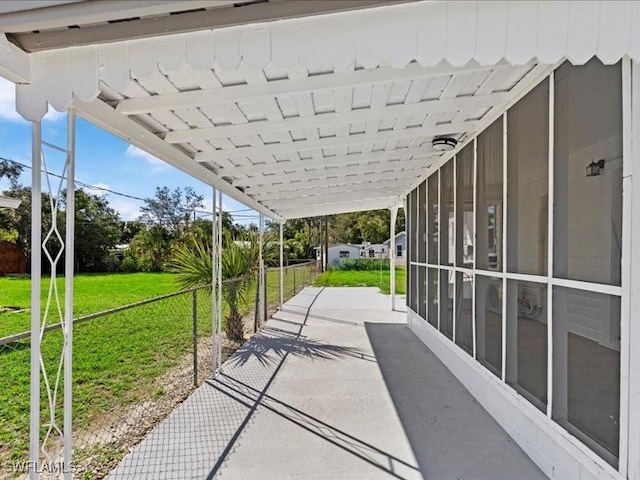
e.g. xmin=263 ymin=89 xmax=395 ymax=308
xmin=169 ymin=231 xmax=274 ymax=342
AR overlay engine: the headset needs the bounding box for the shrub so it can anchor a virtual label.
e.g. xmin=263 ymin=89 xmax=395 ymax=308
xmin=340 ymin=258 xmax=390 ymax=271
xmin=118 ymin=256 xmax=139 ymax=273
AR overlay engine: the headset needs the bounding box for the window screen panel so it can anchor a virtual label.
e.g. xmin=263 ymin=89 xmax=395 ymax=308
xmin=476 ymin=275 xmax=502 ymax=378
xmin=456 ymin=144 xmax=474 ymax=268
xmin=455 ymin=271 xmax=473 ymax=355
xmin=418 ymin=266 xmax=427 ymax=320
xmin=439 ymin=269 xmax=454 ymax=340
xmin=506 ymin=280 xmax=548 ymax=412
xmin=418 ymin=181 xmax=427 ymax=263
xmin=552 ymin=287 xmax=620 ymax=465
xmin=428 ymin=172 xmax=439 ymax=264
xmin=477 ymin=117 xmax=504 ymax=272
xmin=440 ymin=161 xmax=454 ymax=266
xmin=427 ymin=268 xmax=439 ymax=328
xmin=507 ymin=80 xmax=549 ymax=276
xmin=554 ymin=59 xmax=622 ymax=286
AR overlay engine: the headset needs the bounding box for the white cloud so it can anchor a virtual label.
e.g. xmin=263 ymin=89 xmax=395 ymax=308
xmin=0 ymin=77 xmax=64 ymax=122
xmin=109 ymin=197 xmax=142 ymax=221
xmin=125 ymin=145 xmax=169 ymax=172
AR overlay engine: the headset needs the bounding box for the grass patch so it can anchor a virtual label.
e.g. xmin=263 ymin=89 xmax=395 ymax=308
xmin=0 ymin=273 xmax=180 ymax=338
xmin=0 ymin=265 xmax=318 ymax=469
xmin=0 ymin=273 xmax=205 ymax=465
xmin=313 ymin=268 xmax=406 ymax=294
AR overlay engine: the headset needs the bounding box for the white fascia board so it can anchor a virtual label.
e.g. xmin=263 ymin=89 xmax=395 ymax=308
xmin=0 ymin=33 xmax=30 ymax=83
xmin=12 ymin=1 xmax=640 ymax=121
xmin=278 ymin=198 xmax=397 ymax=220
xmin=72 ymin=97 xmax=283 ymax=222
xmin=277 ymin=197 xmax=401 ymax=219
xmin=0 ymin=1 xmax=223 ymax=33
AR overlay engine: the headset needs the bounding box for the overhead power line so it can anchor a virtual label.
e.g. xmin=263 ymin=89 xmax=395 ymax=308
xmin=0 ymin=156 xmax=257 ymax=217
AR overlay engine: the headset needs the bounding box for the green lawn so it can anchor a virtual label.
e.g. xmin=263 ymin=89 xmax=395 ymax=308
xmin=0 ymin=267 xmax=317 ymax=471
xmin=313 ymin=268 xmax=406 ymax=294
xmin=0 ymin=272 xmax=180 ymax=338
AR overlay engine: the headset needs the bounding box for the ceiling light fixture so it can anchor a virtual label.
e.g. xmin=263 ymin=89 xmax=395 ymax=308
xmin=432 ymin=137 xmax=457 ymax=152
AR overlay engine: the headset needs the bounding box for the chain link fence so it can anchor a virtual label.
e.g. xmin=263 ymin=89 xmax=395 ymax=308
xmin=0 ymin=260 xmax=319 ymax=479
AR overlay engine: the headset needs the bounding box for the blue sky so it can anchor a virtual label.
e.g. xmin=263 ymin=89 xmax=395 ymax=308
xmin=0 ymin=77 xmax=259 ymax=226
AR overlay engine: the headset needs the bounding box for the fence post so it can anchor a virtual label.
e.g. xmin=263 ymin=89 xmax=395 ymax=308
xmin=293 ymin=265 xmax=297 ymax=295
xmin=192 ymin=289 xmax=198 ymax=387
xmin=254 ymin=275 xmax=259 ymax=333
xmin=263 ymin=268 xmax=267 ymax=324
xmin=302 ymin=262 xmax=306 ymax=287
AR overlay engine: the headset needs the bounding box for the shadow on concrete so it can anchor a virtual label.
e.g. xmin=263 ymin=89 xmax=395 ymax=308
xmin=276 ymin=308 xmax=361 ymax=326
xmin=209 ymin=373 xmax=421 ymax=479
xmin=365 ymin=322 xmax=548 ymax=480
xmin=228 ymin=326 xmax=374 ymax=368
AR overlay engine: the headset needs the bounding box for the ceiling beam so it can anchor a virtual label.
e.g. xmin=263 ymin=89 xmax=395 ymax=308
xmin=237 ymin=158 xmax=428 ymax=187
xmin=265 ymin=189 xmax=400 ymax=209
xmin=195 ymin=121 xmax=475 ymax=163
xmin=165 ymin=92 xmax=507 ymax=144
xmin=242 ymin=164 xmax=425 ymax=191
xmin=252 ymin=180 xmax=411 ymax=202
xmin=115 ymin=62 xmax=498 ymax=116
xmin=10 ymin=1 xmax=410 ymax=52
xmin=72 ymin=97 xmax=283 ymax=221
xmin=275 ymin=197 xmax=399 ymax=219
xmin=216 ymin=146 xmax=440 ymax=176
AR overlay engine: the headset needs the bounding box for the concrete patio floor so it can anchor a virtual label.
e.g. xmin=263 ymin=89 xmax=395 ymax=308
xmin=109 ymin=287 xmax=547 ymax=480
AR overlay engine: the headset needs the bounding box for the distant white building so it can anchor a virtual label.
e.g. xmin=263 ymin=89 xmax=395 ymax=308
xmin=0 ymin=195 xmax=20 ymax=209
xmin=359 ymin=242 xmax=388 ymax=259
xmin=315 ymin=243 xmax=361 ymax=268
xmin=384 ymin=231 xmax=406 ymax=265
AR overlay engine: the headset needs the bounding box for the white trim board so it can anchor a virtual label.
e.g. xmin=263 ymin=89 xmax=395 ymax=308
xmin=406 ymin=309 xmax=623 ymax=480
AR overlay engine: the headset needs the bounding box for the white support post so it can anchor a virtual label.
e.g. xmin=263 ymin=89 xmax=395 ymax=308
xmin=437 ymin=170 xmax=441 ymax=331
xmin=547 ymin=72 xmax=555 ymax=419
xmin=279 ymin=222 xmax=284 ymax=308
xmin=403 ymin=197 xmax=408 ymax=308
xmin=625 ymin=58 xmax=640 ymax=480
xmin=217 ymin=190 xmax=223 ymax=373
xmin=453 ymin=154 xmax=457 ymax=344
xmin=472 ymin=137 xmax=477 ymax=359
xmin=502 ymin=111 xmax=508 ymax=383
xmin=29 ymin=120 xmax=42 ymax=480
xmin=211 ymin=187 xmax=218 ymax=376
xmin=390 ymin=206 xmax=398 ymax=310
xmin=258 ymin=213 xmax=264 ymax=326
xmin=620 ymin=56 xmax=632 ymax=479
xmin=63 ymin=109 xmax=76 ymax=480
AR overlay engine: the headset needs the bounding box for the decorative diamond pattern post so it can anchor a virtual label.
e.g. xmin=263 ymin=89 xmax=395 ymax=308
xmin=29 ymin=110 xmax=76 ymax=480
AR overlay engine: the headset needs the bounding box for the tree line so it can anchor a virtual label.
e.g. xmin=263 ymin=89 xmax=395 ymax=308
xmin=0 ymin=161 xmax=247 ymax=273
xmin=266 ymin=209 xmax=405 ymax=260
xmin=0 ymin=159 xmax=405 ymax=274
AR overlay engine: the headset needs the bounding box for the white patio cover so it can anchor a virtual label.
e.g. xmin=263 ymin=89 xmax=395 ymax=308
xmin=3 ymin=0 xmax=640 ymax=219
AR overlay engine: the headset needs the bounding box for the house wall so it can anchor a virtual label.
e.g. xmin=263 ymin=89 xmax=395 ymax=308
xmin=327 ymin=245 xmax=361 ymax=267
xmin=406 ymin=58 xmax=629 ymax=479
